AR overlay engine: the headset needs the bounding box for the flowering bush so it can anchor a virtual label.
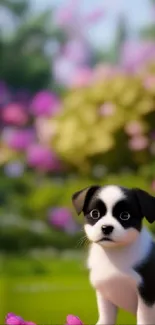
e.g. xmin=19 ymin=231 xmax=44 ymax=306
xmin=51 ymin=60 xmax=155 ymax=177
xmin=0 ymin=83 xmax=63 ymax=174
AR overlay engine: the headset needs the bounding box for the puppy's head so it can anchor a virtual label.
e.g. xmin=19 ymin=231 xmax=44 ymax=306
xmin=72 ymin=185 xmax=155 ymax=248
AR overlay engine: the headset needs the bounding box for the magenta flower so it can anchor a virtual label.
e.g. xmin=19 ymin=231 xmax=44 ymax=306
xmin=2 ymin=103 xmax=28 ymax=126
xmin=6 ymin=129 xmax=34 ymax=151
xmin=31 ymin=91 xmax=61 ymax=117
xmin=48 ymin=207 xmax=73 ymax=229
xmin=27 ymin=144 xmax=61 ymax=171
xmin=6 ymin=313 xmax=36 ymax=325
xmin=66 ymin=315 xmax=83 ymax=325
xmin=6 ymin=313 xmax=25 ymax=325
xmin=128 ymin=135 xmax=149 ymax=151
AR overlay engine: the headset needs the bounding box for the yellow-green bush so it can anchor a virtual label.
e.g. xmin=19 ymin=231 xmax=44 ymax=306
xmin=51 ymin=62 xmax=155 ymax=176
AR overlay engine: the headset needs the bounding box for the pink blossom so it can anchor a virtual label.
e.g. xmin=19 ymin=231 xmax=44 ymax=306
xmin=48 ymin=207 xmax=72 ymax=229
xmin=5 ymin=313 xmax=36 ymax=325
xmin=71 ymin=67 xmax=93 ymax=87
xmin=2 ymin=103 xmax=28 ymax=126
xmin=143 ymin=76 xmax=155 ymax=90
xmin=27 ymin=144 xmax=61 ymax=171
xmin=93 ymin=64 xmax=121 ymax=82
xmin=125 ymin=121 xmax=143 ymax=136
xmin=121 ymin=41 xmax=155 ymax=72
xmin=6 ymin=313 xmax=24 ymax=325
xmin=66 ymin=315 xmax=83 ymax=325
xmin=6 ymin=129 xmax=34 ymax=151
xmin=100 ymin=103 xmax=115 ymax=116
xmin=128 ymin=136 xmax=149 ymax=151
xmin=31 ymin=91 xmax=61 ymax=117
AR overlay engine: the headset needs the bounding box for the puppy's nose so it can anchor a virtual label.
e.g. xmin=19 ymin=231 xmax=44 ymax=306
xmin=101 ymin=225 xmax=114 ymax=236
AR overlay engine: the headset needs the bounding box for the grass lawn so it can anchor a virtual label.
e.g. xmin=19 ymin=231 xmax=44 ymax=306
xmin=0 ymin=255 xmax=136 ymax=324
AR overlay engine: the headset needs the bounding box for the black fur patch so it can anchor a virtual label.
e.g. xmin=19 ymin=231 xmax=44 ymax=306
xmin=84 ymin=199 xmax=107 ymax=226
xmin=112 ymin=195 xmax=143 ymax=232
xmin=134 ymin=242 xmax=155 ymax=306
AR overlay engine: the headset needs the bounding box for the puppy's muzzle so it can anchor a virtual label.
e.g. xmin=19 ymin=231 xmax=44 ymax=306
xmin=101 ymin=225 xmax=114 ymax=236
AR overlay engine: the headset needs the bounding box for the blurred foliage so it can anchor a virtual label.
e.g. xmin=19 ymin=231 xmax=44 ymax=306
xmin=0 ymin=171 xmax=155 ymax=252
xmin=0 ymin=0 xmax=67 ymax=91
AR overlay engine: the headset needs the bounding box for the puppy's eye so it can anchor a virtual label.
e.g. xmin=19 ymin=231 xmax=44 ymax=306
xmin=90 ymin=209 xmax=100 ymax=219
xmin=120 ymin=211 xmax=130 ymax=221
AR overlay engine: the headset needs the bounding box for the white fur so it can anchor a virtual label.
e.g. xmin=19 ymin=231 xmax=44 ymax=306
xmin=87 ymin=227 xmax=155 ymax=324
xmin=84 ymin=185 xmax=139 ymax=247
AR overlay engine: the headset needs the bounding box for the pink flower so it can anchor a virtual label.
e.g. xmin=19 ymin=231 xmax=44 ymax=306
xmin=5 ymin=313 xmax=36 ymax=325
xmin=71 ymin=67 xmax=93 ymax=87
xmin=125 ymin=121 xmax=143 ymax=136
xmin=66 ymin=315 xmax=83 ymax=325
xmin=6 ymin=129 xmax=34 ymax=151
xmin=121 ymin=41 xmax=155 ymax=72
xmin=31 ymin=91 xmax=61 ymax=117
xmin=93 ymin=64 xmax=121 ymax=82
xmin=128 ymin=136 xmax=149 ymax=151
xmin=48 ymin=207 xmax=72 ymax=229
xmin=2 ymin=103 xmax=28 ymax=126
xmin=27 ymin=144 xmax=61 ymax=171
xmin=100 ymin=102 xmax=115 ymax=116
xmin=6 ymin=313 xmax=24 ymax=325
xmin=143 ymin=76 xmax=155 ymax=90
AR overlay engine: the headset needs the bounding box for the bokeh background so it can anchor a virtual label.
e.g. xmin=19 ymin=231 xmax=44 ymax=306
xmin=1 ymin=0 xmax=155 ymax=324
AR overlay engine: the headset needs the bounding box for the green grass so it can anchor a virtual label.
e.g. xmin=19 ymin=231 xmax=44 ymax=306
xmin=0 ymin=255 xmax=136 ymax=324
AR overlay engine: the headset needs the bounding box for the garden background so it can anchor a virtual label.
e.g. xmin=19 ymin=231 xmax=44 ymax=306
xmin=1 ymin=0 xmax=155 ymax=324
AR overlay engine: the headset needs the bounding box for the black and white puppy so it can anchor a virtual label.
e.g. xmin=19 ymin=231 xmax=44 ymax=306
xmin=72 ymin=185 xmax=155 ymax=325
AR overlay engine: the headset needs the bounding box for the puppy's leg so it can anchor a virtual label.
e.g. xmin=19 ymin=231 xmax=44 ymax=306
xmin=96 ymin=290 xmax=117 ymax=325
xmin=137 ymin=295 xmax=155 ymax=325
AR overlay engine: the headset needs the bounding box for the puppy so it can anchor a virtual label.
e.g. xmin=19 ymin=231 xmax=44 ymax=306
xmin=72 ymin=185 xmax=155 ymax=325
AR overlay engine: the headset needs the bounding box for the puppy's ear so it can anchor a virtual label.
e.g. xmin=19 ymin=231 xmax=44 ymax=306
xmin=134 ymin=188 xmax=155 ymax=223
xmin=72 ymin=186 xmax=100 ymax=215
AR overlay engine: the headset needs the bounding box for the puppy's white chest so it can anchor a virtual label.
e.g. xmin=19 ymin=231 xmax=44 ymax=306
xmin=88 ymin=243 xmax=141 ymax=314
